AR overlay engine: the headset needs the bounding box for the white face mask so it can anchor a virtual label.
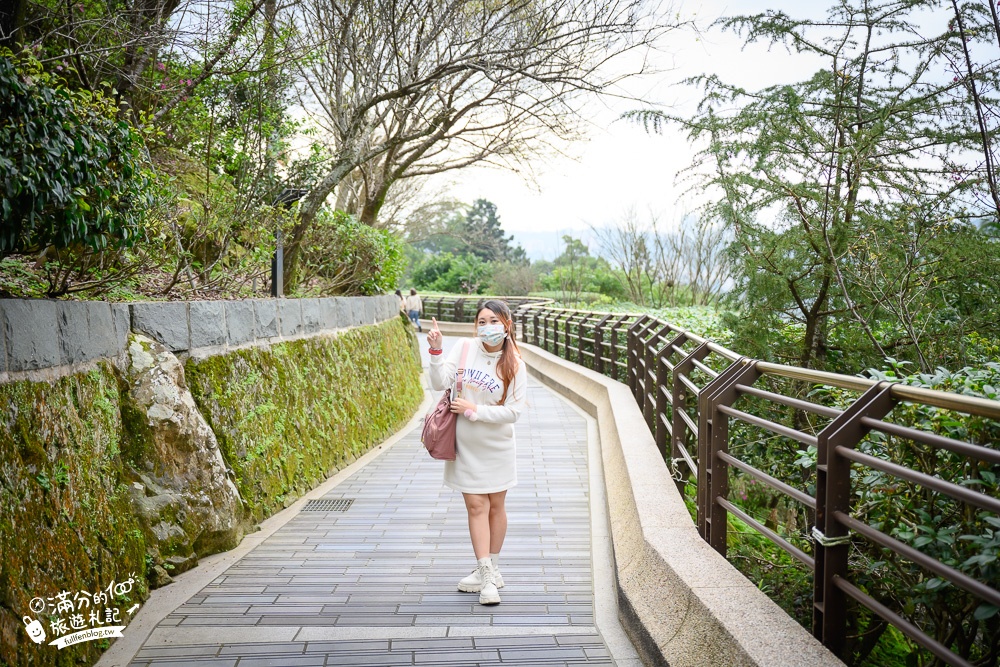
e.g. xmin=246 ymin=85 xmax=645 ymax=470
xmin=478 ymin=323 xmax=507 ymax=345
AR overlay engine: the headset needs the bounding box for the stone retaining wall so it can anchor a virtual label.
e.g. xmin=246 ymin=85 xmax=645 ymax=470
xmin=0 ymin=295 xmax=399 ymax=376
xmin=1 ymin=302 xmax=421 ymax=667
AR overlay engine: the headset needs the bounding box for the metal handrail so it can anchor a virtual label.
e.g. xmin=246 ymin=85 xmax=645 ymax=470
xmin=420 ymin=295 xmax=554 ymax=323
xmin=427 ymin=297 xmax=1000 ymax=666
xmin=757 ymin=361 xmax=1000 ymax=419
xmin=425 ymin=300 xmax=1000 ymax=433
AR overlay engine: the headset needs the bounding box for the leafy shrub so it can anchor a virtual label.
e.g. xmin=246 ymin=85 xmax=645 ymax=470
xmin=529 ymin=290 xmax=614 ymax=308
xmin=298 ymin=209 xmax=404 ymax=295
xmin=410 ymin=251 xmax=492 ymax=294
xmin=0 ymin=51 xmax=155 ymax=258
xmin=537 ymin=264 xmax=627 ymax=301
xmin=488 ymin=261 xmax=537 ymax=295
xmin=153 ymin=148 xmax=282 ymax=296
xmin=845 ymin=361 xmax=1000 ymax=665
xmin=607 ymin=303 xmax=733 ymax=345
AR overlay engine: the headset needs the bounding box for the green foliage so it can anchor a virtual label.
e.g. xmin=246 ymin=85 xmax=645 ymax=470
xmin=837 ymin=364 xmax=999 ymax=664
xmin=648 ymin=1 xmax=1000 ymax=372
xmin=147 ymin=18 xmax=300 ymax=208
xmin=534 ymin=235 xmax=625 ymax=303
xmin=0 ymin=51 xmax=156 ymax=259
xmin=298 ymin=209 xmax=405 ymax=296
xmin=726 ymin=511 xmax=815 ymax=627
xmin=488 ymin=260 xmax=537 ymax=296
xmin=410 ymin=251 xmax=493 ymax=294
xmin=0 ymin=256 xmax=47 ymax=297
xmin=184 ymin=317 xmax=423 ymax=523
xmin=152 ymin=147 xmax=292 ymax=296
xmin=405 ymin=198 xmax=527 ymax=295
xmin=604 ymin=303 xmax=733 ymax=344
xmin=462 ymin=199 xmax=523 ymax=262
xmin=0 ymin=2 xmax=331 ymax=300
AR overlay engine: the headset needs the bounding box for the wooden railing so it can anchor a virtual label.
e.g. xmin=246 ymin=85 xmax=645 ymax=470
xmin=431 ymin=298 xmax=1000 ymax=667
xmin=420 ymin=295 xmax=552 ymax=323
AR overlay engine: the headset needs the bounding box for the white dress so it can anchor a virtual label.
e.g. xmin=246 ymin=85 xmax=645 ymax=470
xmin=428 ymin=337 xmax=528 ymax=494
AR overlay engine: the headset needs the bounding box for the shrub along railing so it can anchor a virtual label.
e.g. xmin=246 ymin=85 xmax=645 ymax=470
xmin=431 ymin=299 xmax=1000 ymax=667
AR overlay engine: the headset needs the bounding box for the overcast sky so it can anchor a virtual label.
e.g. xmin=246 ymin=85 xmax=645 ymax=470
xmin=423 ymin=0 xmax=830 ymax=260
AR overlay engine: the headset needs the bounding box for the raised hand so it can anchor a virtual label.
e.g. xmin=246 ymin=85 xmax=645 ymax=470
xmin=427 ymin=317 xmax=443 ymax=350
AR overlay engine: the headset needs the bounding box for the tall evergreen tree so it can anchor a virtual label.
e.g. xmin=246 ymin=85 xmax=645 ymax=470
xmin=630 ymin=0 xmax=1000 ymax=373
xmin=463 ymin=199 xmax=514 ymax=261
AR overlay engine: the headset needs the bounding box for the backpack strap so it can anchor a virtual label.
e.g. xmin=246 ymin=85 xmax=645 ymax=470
xmin=455 ymin=339 xmax=471 ymax=396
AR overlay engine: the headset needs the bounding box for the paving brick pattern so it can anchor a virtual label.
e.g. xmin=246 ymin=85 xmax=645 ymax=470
xmin=129 ymin=343 xmax=616 ymax=666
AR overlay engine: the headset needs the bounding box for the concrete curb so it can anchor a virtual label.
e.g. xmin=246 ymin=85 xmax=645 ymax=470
xmin=518 ymin=342 xmax=844 ymax=667
xmin=433 ymin=321 xmax=475 ymax=337
xmin=551 ymin=382 xmax=643 ymax=667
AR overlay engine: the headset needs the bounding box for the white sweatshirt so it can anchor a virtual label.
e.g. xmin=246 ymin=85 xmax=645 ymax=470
xmin=428 ymin=337 xmax=527 ymax=493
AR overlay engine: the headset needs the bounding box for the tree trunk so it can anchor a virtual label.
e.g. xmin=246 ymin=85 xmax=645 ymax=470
xmin=262 ymin=0 xmax=279 ymax=173
xmin=358 ymin=179 xmax=392 ymax=226
xmin=801 ymin=310 xmax=824 ymax=370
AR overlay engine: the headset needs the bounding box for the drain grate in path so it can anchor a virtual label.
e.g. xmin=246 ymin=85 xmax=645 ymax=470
xmin=301 ymin=498 xmax=354 ymax=512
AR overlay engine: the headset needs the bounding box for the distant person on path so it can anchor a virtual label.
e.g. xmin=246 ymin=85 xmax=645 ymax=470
xmin=405 ymin=288 xmax=423 ymax=332
xmin=395 ymin=289 xmax=406 ymax=313
xmin=426 ymin=300 xmax=527 ymax=606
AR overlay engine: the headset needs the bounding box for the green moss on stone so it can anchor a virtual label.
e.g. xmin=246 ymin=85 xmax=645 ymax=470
xmin=0 ymin=362 xmax=149 ymax=667
xmin=0 ymin=312 xmax=421 ymax=667
xmin=185 ymin=317 xmax=423 ymax=523
xmin=116 ymin=372 xmax=154 ymax=469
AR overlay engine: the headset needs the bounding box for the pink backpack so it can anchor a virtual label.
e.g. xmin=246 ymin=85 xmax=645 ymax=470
xmin=421 ymin=340 xmax=471 ymax=460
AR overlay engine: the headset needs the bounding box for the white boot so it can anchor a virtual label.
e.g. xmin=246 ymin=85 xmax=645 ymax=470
xmin=458 ymin=553 xmax=504 ymax=592
xmin=476 ymin=557 xmax=501 ymax=605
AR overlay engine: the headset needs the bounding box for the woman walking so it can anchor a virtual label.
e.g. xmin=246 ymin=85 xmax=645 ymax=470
xmin=405 ymin=288 xmax=423 ymax=332
xmin=426 ymin=300 xmax=527 ymax=606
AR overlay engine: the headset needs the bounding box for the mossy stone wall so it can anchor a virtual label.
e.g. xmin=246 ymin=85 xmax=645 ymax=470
xmin=0 ymin=363 xmax=149 ymax=667
xmin=184 ymin=315 xmax=423 ymax=524
xmin=0 ymin=315 xmax=422 ymax=666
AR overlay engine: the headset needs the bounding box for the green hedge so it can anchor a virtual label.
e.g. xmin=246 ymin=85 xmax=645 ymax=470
xmin=185 ymin=316 xmax=423 ymax=522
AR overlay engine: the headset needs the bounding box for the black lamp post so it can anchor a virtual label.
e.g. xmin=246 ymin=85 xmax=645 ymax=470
xmin=270 ymin=188 xmax=308 ymax=297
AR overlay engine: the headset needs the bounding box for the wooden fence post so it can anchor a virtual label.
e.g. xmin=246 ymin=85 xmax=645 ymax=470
xmin=813 ymin=383 xmax=895 ymax=656
xmin=593 ymin=314 xmax=612 ymax=376
xmin=697 ymin=358 xmax=759 ymax=555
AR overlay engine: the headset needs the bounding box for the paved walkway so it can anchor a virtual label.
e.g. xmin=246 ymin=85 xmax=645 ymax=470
xmin=119 ymin=336 xmax=637 ymax=667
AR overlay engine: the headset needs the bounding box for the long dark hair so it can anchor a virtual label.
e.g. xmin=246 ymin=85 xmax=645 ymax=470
xmin=477 ymin=299 xmax=521 ymax=405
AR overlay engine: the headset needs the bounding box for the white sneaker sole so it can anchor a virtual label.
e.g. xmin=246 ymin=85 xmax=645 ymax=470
xmin=479 ymin=591 xmax=501 ymax=605
xmin=458 ymin=576 xmax=505 ymax=593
